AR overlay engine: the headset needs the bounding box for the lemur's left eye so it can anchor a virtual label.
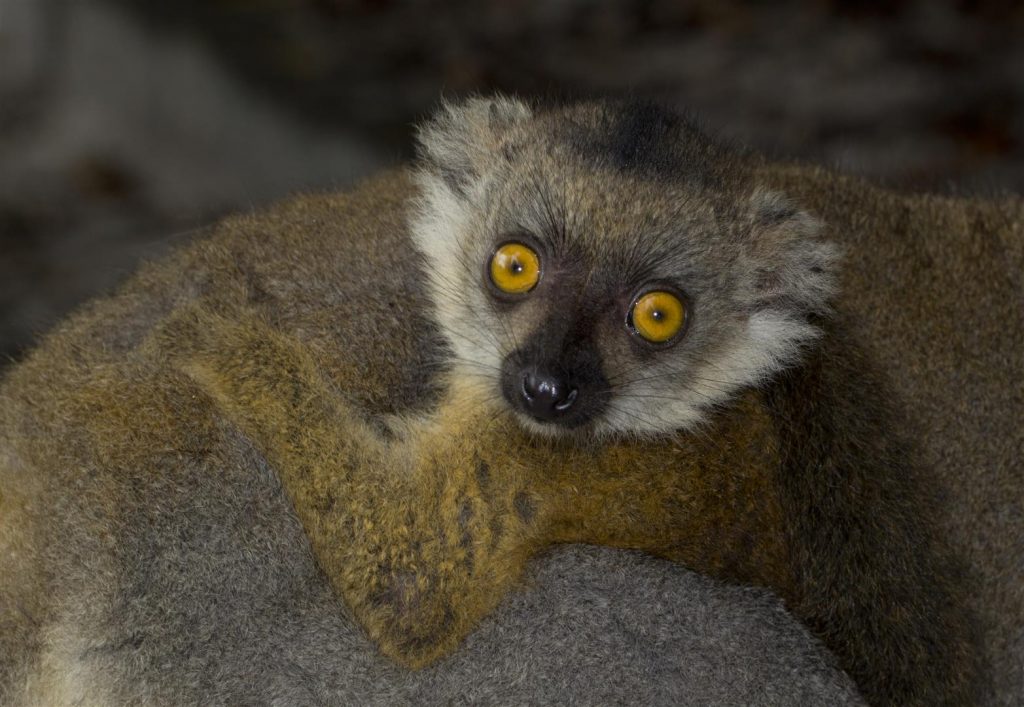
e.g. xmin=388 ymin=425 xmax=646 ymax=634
xmin=489 ymin=242 xmax=541 ymax=294
xmin=628 ymin=290 xmax=687 ymax=344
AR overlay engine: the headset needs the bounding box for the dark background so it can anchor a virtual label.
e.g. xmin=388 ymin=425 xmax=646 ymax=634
xmin=1 ymin=0 xmax=1022 ymax=368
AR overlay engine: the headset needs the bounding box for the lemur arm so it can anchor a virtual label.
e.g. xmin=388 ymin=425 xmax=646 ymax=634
xmin=155 ymin=307 xmax=789 ymax=668
xmin=157 ymin=308 xmax=569 ymax=666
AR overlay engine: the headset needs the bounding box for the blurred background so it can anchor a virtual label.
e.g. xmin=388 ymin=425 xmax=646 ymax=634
xmin=1 ymin=0 xmax=1022 ymax=368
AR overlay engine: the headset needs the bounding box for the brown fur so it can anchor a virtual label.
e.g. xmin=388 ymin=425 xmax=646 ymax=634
xmin=143 ymin=306 xmax=790 ymax=668
xmin=1 ymin=128 xmax=1021 ymax=704
xmin=139 ymin=282 xmax=981 ymax=706
xmin=764 ymin=165 xmax=1024 ymax=705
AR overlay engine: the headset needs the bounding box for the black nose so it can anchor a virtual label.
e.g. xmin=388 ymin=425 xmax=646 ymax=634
xmin=520 ymin=371 xmax=579 ymax=421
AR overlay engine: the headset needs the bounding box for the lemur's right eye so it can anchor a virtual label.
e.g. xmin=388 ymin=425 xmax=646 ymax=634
xmin=489 ymin=242 xmax=541 ymax=295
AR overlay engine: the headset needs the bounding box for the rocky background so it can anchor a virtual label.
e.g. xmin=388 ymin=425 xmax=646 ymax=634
xmin=1 ymin=0 xmax=1022 ymax=367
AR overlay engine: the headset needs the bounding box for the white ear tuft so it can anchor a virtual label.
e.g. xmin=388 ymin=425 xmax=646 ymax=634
xmin=692 ymin=188 xmax=842 ymax=403
xmin=415 ymin=95 xmax=531 ymax=197
xmin=744 ymin=188 xmax=840 ymax=317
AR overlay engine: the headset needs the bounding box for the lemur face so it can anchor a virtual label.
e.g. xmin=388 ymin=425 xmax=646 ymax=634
xmin=412 ymin=97 xmax=837 ymax=438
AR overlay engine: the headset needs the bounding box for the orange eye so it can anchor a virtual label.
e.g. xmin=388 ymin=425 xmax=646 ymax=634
xmin=629 ymin=290 xmax=687 ymax=344
xmin=489 ymin=242 xmax=541 ymax=294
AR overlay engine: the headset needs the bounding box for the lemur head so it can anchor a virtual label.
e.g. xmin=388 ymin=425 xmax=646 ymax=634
xmin=411 ymin=96 xmax=838 ymax=438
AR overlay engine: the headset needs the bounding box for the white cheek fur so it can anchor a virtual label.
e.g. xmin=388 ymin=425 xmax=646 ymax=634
xmin=409 ymin=172 xmax=506 ymax=382
xmin=599 ymin=310 xmax=823 ymax=437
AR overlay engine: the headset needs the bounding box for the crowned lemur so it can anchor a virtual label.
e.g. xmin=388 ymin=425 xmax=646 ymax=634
xmin=2 ymin=96 xmax=1021 ymax=706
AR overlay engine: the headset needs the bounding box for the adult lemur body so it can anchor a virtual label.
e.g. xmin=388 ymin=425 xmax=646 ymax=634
xmin=1 ymin=97 xmax=1021 ymax=705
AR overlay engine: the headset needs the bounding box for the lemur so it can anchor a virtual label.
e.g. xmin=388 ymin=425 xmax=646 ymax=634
xmin=146 ymin=97 xmax=983 ymax=705
xmin=3 ymin=96 xmax=1021 ymax=705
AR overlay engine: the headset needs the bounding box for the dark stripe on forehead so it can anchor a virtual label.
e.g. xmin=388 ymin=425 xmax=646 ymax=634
xmin=607 ymin=101 xmax=682 ymax=172
xmin=557 ymin=100 xmax=731 ymax=187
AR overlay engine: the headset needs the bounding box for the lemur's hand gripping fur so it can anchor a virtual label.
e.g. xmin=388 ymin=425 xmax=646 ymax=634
xmin=156 ymin=307 xmax=790 ymax=668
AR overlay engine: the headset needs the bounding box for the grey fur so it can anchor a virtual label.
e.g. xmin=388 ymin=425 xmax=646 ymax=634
xmin=7 ymin=434 xmax=864 ymax=704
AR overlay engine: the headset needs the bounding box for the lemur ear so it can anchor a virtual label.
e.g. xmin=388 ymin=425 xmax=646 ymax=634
xmin=415 ymin=95 xmax=532 ymax=197
xmin=742 ymin=189 xmax=839 ymax=316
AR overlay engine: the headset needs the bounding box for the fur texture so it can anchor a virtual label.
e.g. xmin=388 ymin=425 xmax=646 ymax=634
xmin=147 ymin=306 xmax=795 ymax=669
xmin=0 ymin=169 xmax=859 ymax=706
xmin=1 ymin=97 xmax=1021 ymax=705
